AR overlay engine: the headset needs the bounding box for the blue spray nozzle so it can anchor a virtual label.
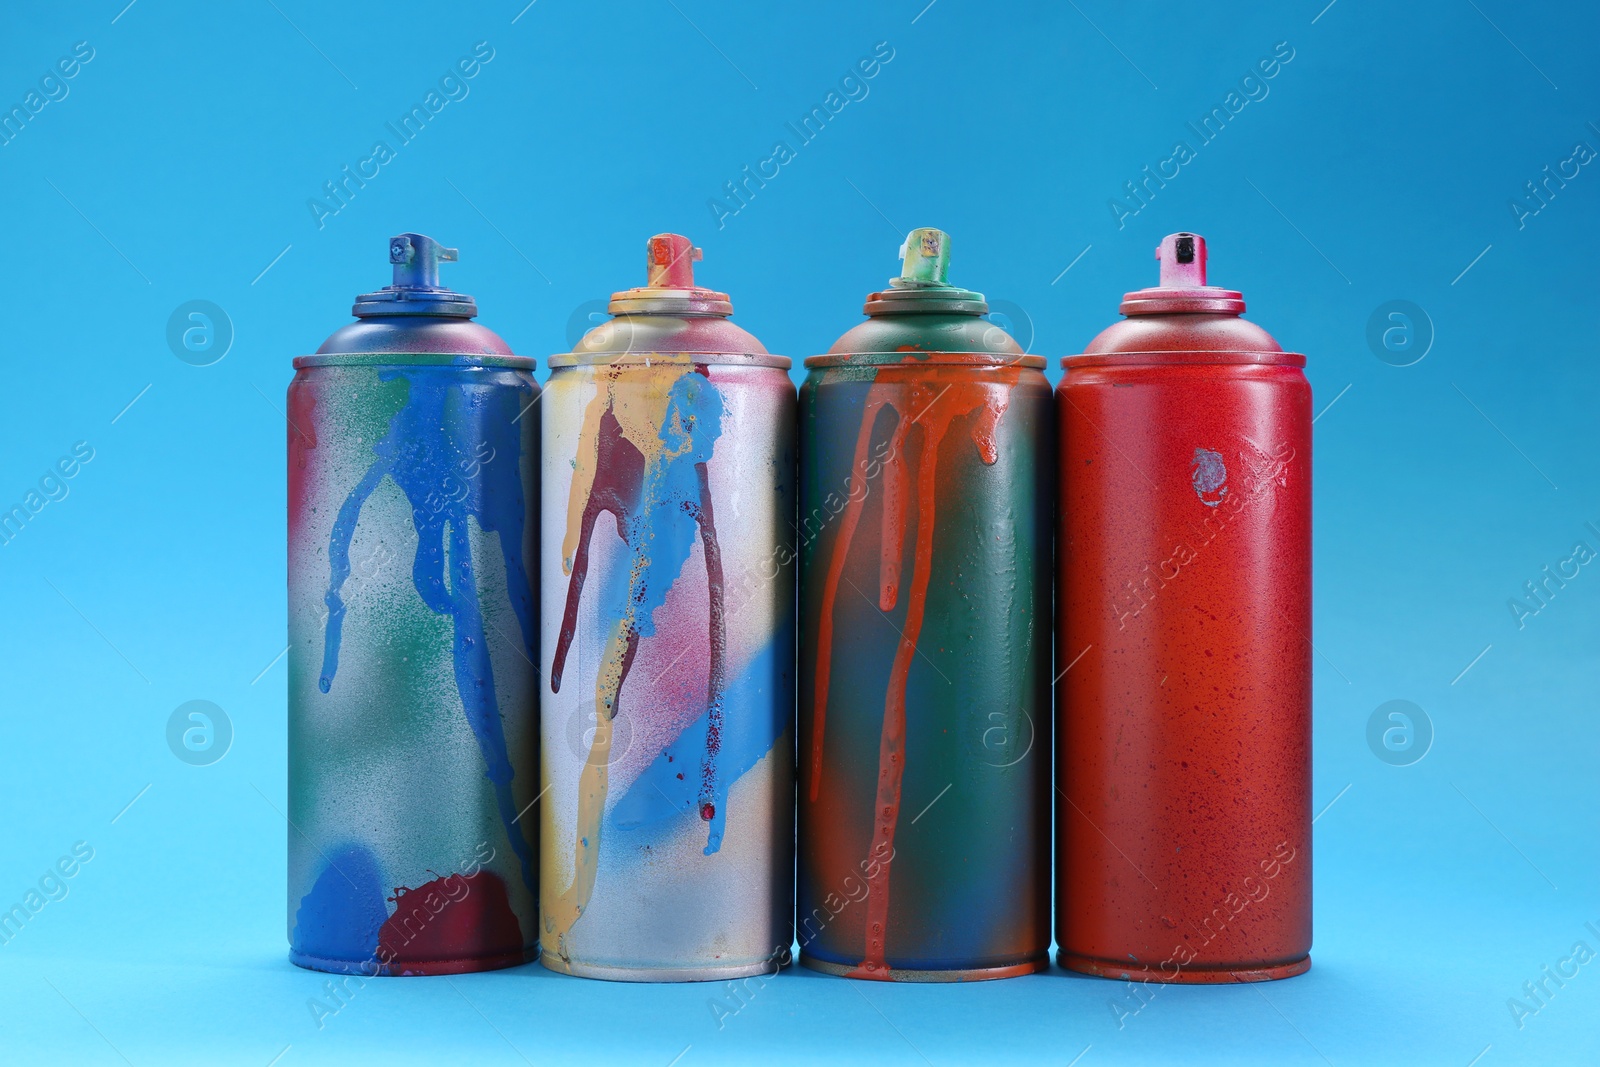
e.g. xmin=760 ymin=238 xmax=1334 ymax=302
xmin=353 ymin=232 xmax=477 ymax=319
xmin=389 ymin=233 xmax=459 ymax=289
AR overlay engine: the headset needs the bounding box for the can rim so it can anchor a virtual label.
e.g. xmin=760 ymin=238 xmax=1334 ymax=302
xmin=294 ymin=352 xmax=536 ymax=369
xmin=546 ymin=350 xmax=790 ymax=369
xmin=1063 ymin=350 xmax=1305 ymax=369
xmin=1118 ymin=288 xmax=1247 ymax=316
xmin=806 ymin=352 xmax=1047 ymax=369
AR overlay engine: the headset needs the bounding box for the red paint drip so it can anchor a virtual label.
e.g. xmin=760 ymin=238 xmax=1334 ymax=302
xmin=813 ymin=361 xmax=1021 ymax=975
xmin=286 ymin=382 xmax=318 ymax=538
xmin=694 ymin=450 xmax=728 ymax=825
xmin=878 ymin=428 xmax=908 ymax=610
xmin=552 ymin=404 xmax=643 ymax=696
xmin=555 ymin=367 xmax=728 ymax=837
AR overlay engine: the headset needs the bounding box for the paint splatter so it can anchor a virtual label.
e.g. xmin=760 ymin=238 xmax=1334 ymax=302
xmin=377 ymin=871 xmax=523 ymax=972
xmin=610 ymin=635 xmax=790 ymax=843
xmin=810 ymin=359 xmax=1022 ymax=977
xmin=317 ymin=368 xmax=538 ymax=901
xmin=286 ymin=382 xmax=319 ymax=537
xmin=292 ymin=844 xmax=388 ymax=966
xmin=546 ymin=362 xmax=726 ymax=958
xmin=1191 ymin=447 xmax=1227 ymax=506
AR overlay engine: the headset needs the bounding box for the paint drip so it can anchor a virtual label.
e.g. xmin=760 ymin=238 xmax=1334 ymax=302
xmin=810 ymin=359 xmax=1022 ymax=976
xmin=546 ymin=360 xmax=727 ymax=960
xmin=317 ymin=368 xmax=538 ymax=901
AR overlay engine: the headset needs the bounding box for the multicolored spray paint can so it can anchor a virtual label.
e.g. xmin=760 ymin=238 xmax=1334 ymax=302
xmin=540 ymin=234 xmax=794 ymax=981
xmin=287 ymin=233 xmax=540 ymax=976
xmin=798 ymin=228 xmax=1052 ymax=981
xmin=1057 ymin=232 xmax=1311 ymax=983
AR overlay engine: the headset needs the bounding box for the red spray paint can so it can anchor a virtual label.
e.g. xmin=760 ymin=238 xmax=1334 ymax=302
xmin=1057 ymin=232 xmax=1311 ymax=984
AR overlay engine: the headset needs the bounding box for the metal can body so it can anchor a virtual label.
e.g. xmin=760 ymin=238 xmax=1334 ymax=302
xmin=539 ymin=236 xmax=795 ymax=981
xmin=1056 ymin=233 xmax=1312 ymax=983
xmin=798 ymin=357 xmax=1052 ymax=980
xmin=798 ymin=230 xmax=1051 ymax=982
xmin=286 ymin=235 xmax=540 ymax=976
xmin=287 ymin=356 xmax=541 ymax=975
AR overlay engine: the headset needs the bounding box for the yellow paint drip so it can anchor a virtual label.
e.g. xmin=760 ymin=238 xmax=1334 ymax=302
xmin=544 ymin=355 xmax=699 ymax=958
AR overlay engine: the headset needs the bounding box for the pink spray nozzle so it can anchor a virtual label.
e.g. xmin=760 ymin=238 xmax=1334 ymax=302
xmin=608 ymin=233 xmax=732 ymax=318
xmin=1119 ymin=230 xmax=1243 ymax=316
xmin=1156 ymin=232 xmax=1207 ymax=288
xmin=647 ymin=233 xmax=704 ymax=289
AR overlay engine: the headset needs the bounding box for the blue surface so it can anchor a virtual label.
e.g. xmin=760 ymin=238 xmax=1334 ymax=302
xmin=0 ymin=1 xmax=1596 ymax=1064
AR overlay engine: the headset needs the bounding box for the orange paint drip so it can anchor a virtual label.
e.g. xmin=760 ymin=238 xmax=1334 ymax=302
xmin=811 ymin=359 xmax=1020 ymax=976
xmin=877 ymin=420 xmax=910 ymax=611
xmin=807 ymin=391 xmax=891 ymax=804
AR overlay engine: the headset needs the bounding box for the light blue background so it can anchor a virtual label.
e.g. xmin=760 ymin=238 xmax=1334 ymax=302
xmin=1 ymin=1 xmax=1596 ymax=1063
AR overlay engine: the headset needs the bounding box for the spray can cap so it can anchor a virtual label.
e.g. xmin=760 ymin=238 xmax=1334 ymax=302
xmin=607 ymin=233 xmax=734 ymax=316
xmin=1118 ymin=232 xmax=1245 ymax=315
xmin=352 ymin=233 xmax=479 ymax=318
xmin=864 ymin=227 xmax=988 ymax=315
xmin=894 ymin=227 xmax=953 ymax=286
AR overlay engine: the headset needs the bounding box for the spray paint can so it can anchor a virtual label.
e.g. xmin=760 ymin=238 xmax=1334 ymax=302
xmin=798 ymin=228 xmax=1052 ymax=981
xmin=1057 ymin=232 xmax=1311 ymax=983
xmin=540 ymin=234 xmax=794 ymax=981
xmin=286 ymin=233 xmax=540 ymax=976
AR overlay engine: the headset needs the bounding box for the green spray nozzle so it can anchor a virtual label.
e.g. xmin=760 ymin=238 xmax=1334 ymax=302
xmin=894 ymin=227 xmax=951 ymax=287
xmin=390 ymin=233 xmax=459 ymax=290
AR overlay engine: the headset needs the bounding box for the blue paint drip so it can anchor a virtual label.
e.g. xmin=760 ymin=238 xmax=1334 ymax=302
xmin=609 ymin=633 xmax=790 ymax=855
xmin=318 ymin=368 xmax=538 ymax=899
xmin=597 ymin=372 xmax=723 ymax=635
xmin=291 ymin=843 xmax=387 ymax=963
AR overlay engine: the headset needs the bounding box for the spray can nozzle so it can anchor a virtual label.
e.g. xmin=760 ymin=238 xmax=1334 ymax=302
xmin=352 ymin=232 xmax=476 ymax=318
xmin=1156 ymin=232 xmax=1207 ymax=288
xmin=862 ymin=226 xmax=987 ymax=316
xmin=646 ymin=234 xmax=704 ymax=289
xmin=390 ymin=233 xmax=460 ymax=290
xmin=604 ymin=233 xmax=732 ymax=317
xmin=1117 ymin=231 xmax=1243 ymax=316
xmin=894 ymin=227 xmax=952 ymax=287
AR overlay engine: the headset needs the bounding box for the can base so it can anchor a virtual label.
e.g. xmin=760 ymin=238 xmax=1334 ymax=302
xmin=290 ymin=946 xmax=537 ymax=977
xmin=799 ymin=952 xmax=1049 ymax=983
xmin=540 ymin=950 xmax=790 ymax=983
xmin=1056 ymin=950 xmax=1311 ymax=984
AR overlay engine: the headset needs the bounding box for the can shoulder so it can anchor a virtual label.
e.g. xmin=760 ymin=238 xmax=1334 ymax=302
xmin=1081 ymin=313 xmax=1283 ymax=355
